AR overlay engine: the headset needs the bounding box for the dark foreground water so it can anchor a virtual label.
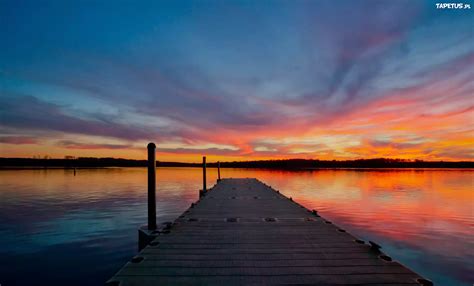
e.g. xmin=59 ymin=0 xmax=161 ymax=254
xmin=0 ymin=168 xmax=472 ymax=285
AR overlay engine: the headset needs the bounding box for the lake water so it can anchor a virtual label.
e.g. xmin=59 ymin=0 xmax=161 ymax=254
xmin=0 ymin=167 xmax=472 ymax=285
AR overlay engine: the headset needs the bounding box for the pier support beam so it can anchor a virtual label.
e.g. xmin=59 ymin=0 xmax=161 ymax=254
xmin=217 ymin=161 xmax=221 ymax=182
xmin=147 ymin=143 xmax=157 ymax=230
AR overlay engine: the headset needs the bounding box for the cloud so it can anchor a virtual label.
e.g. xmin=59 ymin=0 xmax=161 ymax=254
xmin=2 ymin=1 xmax=422 ymax=135
xmin=0 ymin=93 xmax=157 ymax=141
xmin=0 ymin=136 xmax=38 ymax=144
xmin=433 ymin=147 xmax=474 ymax=160
xmin=369 ymin=139 xmax=423 ymax=150
xmin=57 ymin=140 xmax=133 ymax=150
xmin=157 ymin=147 xmax=239 ymax=155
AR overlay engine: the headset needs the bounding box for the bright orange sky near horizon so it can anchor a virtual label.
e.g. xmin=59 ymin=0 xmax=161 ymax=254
xmin=1 ymin=1 xmax=473 ymax=163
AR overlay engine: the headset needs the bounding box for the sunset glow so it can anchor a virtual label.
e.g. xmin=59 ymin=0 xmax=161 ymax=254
xmin=1 ymin=1 xmax=473 ymax=162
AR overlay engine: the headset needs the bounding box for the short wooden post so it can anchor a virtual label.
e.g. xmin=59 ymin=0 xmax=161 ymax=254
xmin=217 ymin=161 xmax=221 ymax=182
xmin=202 ymin=156 xmax=207 ymax=196
xmin=147 ymin=142 xmax=157 ymax=230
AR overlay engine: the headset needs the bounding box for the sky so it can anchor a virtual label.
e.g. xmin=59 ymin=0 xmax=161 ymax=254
xmin=0 ymin=0 xmax=473 ymax=162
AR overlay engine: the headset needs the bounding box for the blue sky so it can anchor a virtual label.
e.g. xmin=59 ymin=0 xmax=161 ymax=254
xmin=1 ymin=0 xmax=473 ymax=161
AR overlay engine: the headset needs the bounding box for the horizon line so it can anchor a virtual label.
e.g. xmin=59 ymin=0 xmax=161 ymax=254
xmin=1 ymin=156 xmax=473 ymax=164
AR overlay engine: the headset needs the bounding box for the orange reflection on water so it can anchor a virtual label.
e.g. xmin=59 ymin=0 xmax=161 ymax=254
xmin=221 ymin=169 xmax=474 ymax=271
xmin=0 ymin=167 xmax=472 ymax=284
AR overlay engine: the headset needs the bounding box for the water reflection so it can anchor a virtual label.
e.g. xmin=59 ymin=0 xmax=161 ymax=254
xmin=222 ymin=168 xmax=474 ymax=285
xmin=0 ymin=168 xmax=472 ymax=285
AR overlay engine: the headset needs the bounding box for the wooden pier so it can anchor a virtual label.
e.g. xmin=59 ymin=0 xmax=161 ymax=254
xmin=107 ymin=177 xmax=430 ymax=285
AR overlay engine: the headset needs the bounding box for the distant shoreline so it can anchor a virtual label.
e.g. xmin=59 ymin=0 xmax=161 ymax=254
xmin=1 ymin=157 xmax=472 ymax=169
xmin=1 ymin=167 xmax=473 ymax=172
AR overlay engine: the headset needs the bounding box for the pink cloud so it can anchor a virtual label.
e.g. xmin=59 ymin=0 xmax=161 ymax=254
xmin=0 ymin=136 xmax=38 ymax=144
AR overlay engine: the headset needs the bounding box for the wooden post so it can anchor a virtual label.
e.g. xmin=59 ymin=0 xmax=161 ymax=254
xmin=202 ymin=156 xmax=207 ymax=195
xmin=147 ymin=143 xmax=157 ymax=230
xmin=217 ymin=161 xmax=221 ymax=182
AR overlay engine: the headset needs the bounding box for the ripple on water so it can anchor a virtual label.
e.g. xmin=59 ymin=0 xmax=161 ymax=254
xmin=0 ymin=168 xmax=472 ymax=286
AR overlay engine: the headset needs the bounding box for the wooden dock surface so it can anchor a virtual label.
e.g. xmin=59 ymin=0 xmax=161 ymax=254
xmin=107 ymin=178 xmax=428 ymax=285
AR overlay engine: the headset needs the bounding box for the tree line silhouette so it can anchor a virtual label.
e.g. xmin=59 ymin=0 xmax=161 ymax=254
xmin=0 ymin=157 xmax=472 ymax=169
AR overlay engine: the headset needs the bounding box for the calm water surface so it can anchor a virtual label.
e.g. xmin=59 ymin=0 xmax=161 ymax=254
xmin=0 ymin=168 xmax=472 ymax=285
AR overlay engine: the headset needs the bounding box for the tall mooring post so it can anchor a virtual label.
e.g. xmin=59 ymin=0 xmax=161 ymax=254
xmin=147 ymin=142 xmax=157 ymax=230
xmin=201 ymin=156 xmax=207 ymax=197
xmin=138 ymin=143 xmax=158 ymax=251
xmin=217 ymin=161 xmax=221 ymax=182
